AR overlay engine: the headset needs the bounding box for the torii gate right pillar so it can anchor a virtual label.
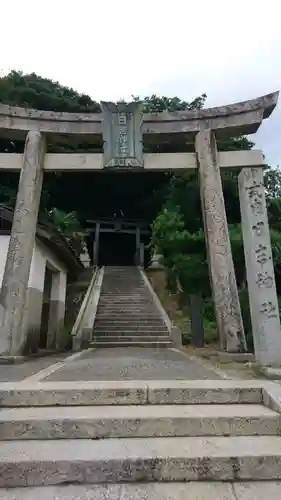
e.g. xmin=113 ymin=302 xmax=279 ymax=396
xmin=195 ymin=129 xmax=247 ymax=352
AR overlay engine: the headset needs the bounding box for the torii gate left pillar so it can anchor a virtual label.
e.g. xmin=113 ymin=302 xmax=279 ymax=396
xmin=0 ymin=131 xmax=45 ymax=358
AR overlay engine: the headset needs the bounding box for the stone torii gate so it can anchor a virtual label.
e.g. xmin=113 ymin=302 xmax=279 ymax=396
xmin=0 ymin=92 xmax=280 ymax=366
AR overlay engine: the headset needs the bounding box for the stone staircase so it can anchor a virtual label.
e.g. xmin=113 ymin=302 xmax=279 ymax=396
xmin=92 ymin=266 xmax=173 ymax=347
xmin=0 ymin=380 xmax=281 ymax=498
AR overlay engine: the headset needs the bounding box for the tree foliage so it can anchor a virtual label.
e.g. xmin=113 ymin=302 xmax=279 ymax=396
xmin=0 ymin=70 xmax=100 ymax=112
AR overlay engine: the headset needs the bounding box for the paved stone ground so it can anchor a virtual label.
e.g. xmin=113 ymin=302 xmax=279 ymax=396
xmin=0 ymin=354 xmax=67 ymax=382
xmin=45 ymin=348 xmax=222 ymax=381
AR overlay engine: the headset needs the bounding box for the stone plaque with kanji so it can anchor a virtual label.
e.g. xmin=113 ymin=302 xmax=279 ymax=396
xmin=101 ymin=101 xmax=143 ymax=168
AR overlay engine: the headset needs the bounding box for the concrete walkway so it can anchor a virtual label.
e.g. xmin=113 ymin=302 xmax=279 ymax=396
xmin=0 ymin=348 xmax=225 ymax=383
xmin=44 ymin=347 xmax=222 ymax=382
xmin=0 ymin=354 xmax=67 ymax=382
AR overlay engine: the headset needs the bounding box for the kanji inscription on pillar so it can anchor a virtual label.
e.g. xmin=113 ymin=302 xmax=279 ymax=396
xmin=101 ymin=101 xmax=143 ymax=169
xmin=238 ymin=167 xmax=281 ymax=366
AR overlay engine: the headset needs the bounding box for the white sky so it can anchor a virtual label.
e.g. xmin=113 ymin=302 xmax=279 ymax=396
xmin=1 ymin=0 xmax=281 ymax=165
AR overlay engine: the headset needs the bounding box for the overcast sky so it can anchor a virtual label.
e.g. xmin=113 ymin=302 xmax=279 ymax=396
xmin=1 ymin=0 xmax=280 ymax=165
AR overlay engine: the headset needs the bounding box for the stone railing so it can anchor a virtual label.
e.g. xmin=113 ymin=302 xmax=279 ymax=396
xmin=72 ymin=267 xmax=104 ymax=351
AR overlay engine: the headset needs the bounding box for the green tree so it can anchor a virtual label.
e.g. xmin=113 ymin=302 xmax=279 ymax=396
xmin=0 ymin=70 xmax=100 ymax=112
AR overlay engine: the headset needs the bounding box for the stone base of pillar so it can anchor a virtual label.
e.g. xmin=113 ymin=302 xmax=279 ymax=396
xmin=171 ymin=326 xmax=182 ymax=347
xmin=148 ymin=253 xmax=164 ymax=270
xmin=0 ymin=355 xmax=26 ymax=365
xmin=260 ymin=366 xmax=281 ymax=379
xmin=217 ymin=351 xmax=255 ymax=363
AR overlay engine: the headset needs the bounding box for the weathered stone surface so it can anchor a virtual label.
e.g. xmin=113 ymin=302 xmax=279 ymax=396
xmin=92 ymin=340 xmax=173 ymax=348
xmin=0 ymin=355 xmax=67 ymax=382
xmin=21 ymin=287 xmax=43 ymax=354
xmin=238 ymin=167 xmax=281 ymax=366
xmin=218 ymin=352 xmax=255 ymax=363
xmin=0 ymin=149 xmax=265 ymax=171
xmin=148 ymin=380 xmax=263 ymax=404
xmin=0 ymin=380 xmax=264 ymax=406
xmin=47 ymin=300 xmax=65 ymax=349
xmin=234 ymin=481 xmax=281 ymax=499
xmin=2 ymin=481 xmax=281 ymax=500
xmin=170 ymin=326 xmax=182 ymax=347
xmin=101 ymin=101 xmax=143 ymax=168
xmin=0 ymin=92 xmax=277 ymax=142
xmin=0 ymin=380 xmax=148 ymax=406
xmin=0 ymin=131 xmax=46 ymax=357
xmin=262 ymin=382 xmax=281 ymax=413
xmin=262 ymin=367 xmax=281 ymax=379
xmin=0 ymin=356 xmax=26 ymax=365
xmin=1 ymin=436 xmax=281 ymax=486
xmin=92 ymin=267 xmax=171 ymax=347
xmin=195 ymin=130 xmax=246 ymax=352
xmin=0 ymin=404 xmax=279 ymax=440
xmin=0 ymin=482 xmax=236 ymax=499
xmin=49 ymin=348 xmax=220 ymax=381
xmin=45 ymin=346 xmax=223 ymax=381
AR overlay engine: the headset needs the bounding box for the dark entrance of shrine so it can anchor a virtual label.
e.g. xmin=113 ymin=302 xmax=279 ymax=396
xmin=98 ymin=231 xmax=136 ymax=266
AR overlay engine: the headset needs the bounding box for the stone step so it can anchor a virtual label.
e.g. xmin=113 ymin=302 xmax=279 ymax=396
xmin=0 ymin=381 xmax=263 ymax=407
xmin=101 ymin=280 xmax=145 ymax=286
xmin=94 ymin=318 xmax=166 ymax=322
xmin=91 ymin=340 xmax=173 ymax=348
xmin=0 ymin=404 xmax=279 ymax=441
xmin=101 ymin=287 xmax=146 ymax=291
xmin=98 ymin=298 xmax=153 ymax=302
xmin=91 ymin=336 xmax=171 ymax=343
xmin=97 ymin=306 xmax=156 ymax=310
xmin=99 ymin=297 xmax=152 ymax=301
xmin=100 ymin=287 xmax=147 ymax=290
xmin=101 ymin=286 xmax=146 ymax=288
xmin=96 ymin=312 xmax=159 ymax=316
xmin=98 ymin=303 xmax=154 ymax=307
xmin=96 ymin=312 xmax=158 ymax=316
xmin=94 ymin=319 xmax=166 ymax=325
xmin=92 ymin=333 xmax=170 ymax=337
xmin=95 ymin=318 xmax=164 ymax=323
xmin=99 ymin=297 xmax=150 ymax=300
xmin=101 ymin=280 xmax=144 ymax=286
xmin=93 ymin=327 xmax=168 ymax=333
xmin=1 ymin=436 xmax=281 ymax=486
xmin=99 ymin=301 xmax=157 ymax=311
xmin=100 ymin=293 xmax=153 ymax=302
xmin=93 ymin=331 xmax=168 ymax=337
xmin=1 ymin=481 xmax=281 ymax=500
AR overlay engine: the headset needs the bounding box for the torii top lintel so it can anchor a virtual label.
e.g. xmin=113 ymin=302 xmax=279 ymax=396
xmin=0 ymin=91 xmax=278 ymax=144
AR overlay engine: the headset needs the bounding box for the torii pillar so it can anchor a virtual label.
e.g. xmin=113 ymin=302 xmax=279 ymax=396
xmin=195 ymin=129 xmax=246 ymax=352
xmin=0 ymin=131 xmax=46 ymax=358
